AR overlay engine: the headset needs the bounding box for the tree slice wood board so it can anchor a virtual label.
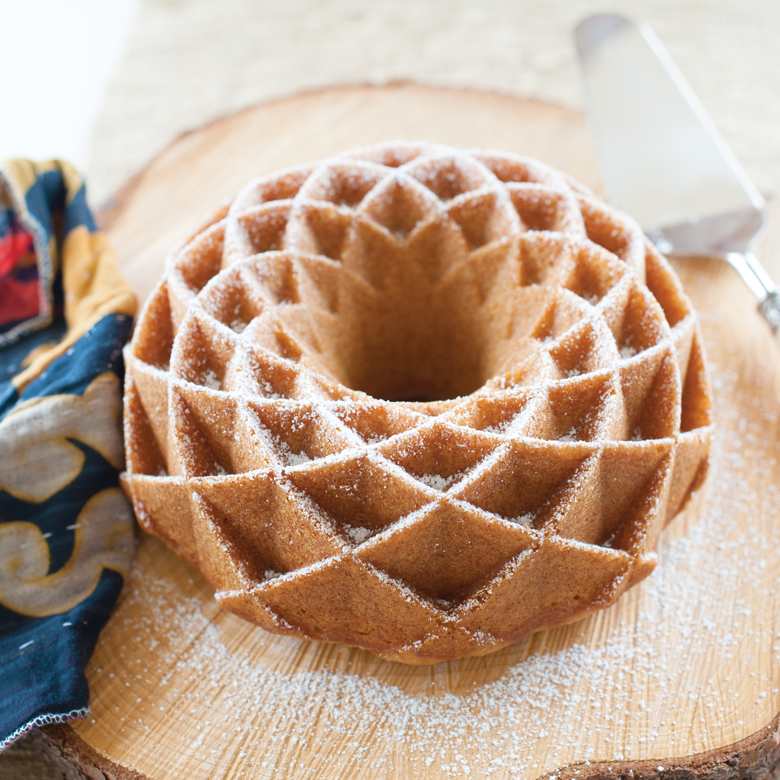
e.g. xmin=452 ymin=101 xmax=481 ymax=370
xmin=43 ymin=84 xmax=780 ymax=780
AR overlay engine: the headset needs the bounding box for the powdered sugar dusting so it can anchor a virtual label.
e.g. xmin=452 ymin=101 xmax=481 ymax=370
xmin=417 ymin=472 xmax=461 ymax=491
xmin=273 ymin=437 xmax=312 ymax=467
xmin=203 ymin=367 xmax=222 ymax=390
xmin=345 ymin=525 xmax=372 ymax=544
xmin=91 ymin=338 xmax=780 ymax=779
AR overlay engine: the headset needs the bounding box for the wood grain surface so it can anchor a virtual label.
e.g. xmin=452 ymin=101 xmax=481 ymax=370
xmin=39 ymin=84 xmax=780 ymax=780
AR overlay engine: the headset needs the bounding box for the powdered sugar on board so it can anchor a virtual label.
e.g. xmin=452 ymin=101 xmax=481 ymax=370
xmin=83 ymin=313 xmax=780 ymax=780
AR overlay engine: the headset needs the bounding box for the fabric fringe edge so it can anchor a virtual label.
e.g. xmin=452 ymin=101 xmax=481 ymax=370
xmin=0 ymin=706 xmax=89 ymax=752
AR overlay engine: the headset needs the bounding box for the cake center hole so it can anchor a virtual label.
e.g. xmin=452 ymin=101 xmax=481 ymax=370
xmin=334 ymin=280 xmax=496 ymax=403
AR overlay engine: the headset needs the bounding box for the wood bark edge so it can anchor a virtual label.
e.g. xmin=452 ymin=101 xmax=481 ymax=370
xmin=32 ymin=725 xmax=143 ymax=780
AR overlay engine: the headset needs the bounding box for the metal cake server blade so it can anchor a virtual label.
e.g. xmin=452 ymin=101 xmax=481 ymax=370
xmin=574 ymin=13 xmax=780 ymax=331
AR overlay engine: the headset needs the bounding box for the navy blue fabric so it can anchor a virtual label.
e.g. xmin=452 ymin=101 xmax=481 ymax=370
xmin=0 ymin=314 xmax=67 ymax=414
xmin=0 ymin=569 xmax=123 ymax=738
xmin=63 ymin=183 xmax=97 ymax=236
xmin=0 ymin=314 xmax=133 ymax=747
xmin=18 ymin=313 xmax=132 ymax=404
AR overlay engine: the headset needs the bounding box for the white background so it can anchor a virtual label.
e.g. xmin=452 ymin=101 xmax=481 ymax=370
xmin=0 ymin=0 xmax=137 ymax=170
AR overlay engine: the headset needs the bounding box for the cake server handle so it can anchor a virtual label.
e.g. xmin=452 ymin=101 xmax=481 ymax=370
xmin=725 ymin=252 xmax=780 ymax=332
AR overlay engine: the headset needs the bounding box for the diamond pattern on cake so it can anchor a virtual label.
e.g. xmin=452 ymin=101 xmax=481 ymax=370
xmin=355 ymin=498 xmax=536 ymax=604
xmin=455 ymin=536 xmax=633 ymax=639
xmin=258 ymin=555 xmax=445 ymax=650
xmin=286 ymin=451 xmax=433 ymax=537
xmin=122 ymin=143 xmax=714 ymax=664
xmin=194 ymin=474 xmax=348 ymax=576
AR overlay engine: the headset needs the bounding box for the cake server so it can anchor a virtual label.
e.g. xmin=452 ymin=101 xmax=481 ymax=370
xmin=574 ymin=13 xmax=780 ymax=331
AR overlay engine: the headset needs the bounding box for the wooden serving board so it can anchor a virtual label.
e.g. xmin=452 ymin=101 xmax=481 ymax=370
xmin=41 ymin=84 xmax=780 ymax=780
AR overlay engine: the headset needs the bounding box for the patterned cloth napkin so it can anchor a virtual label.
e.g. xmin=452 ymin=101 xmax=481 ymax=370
xmin=0 ymin=160 xmax=136 ymax=750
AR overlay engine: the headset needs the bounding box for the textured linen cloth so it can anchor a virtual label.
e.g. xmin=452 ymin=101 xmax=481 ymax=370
xmin=87 ymin=0 xmax=780 ymax=207
xmin=0 ymin=160 xmax=136 ymax=751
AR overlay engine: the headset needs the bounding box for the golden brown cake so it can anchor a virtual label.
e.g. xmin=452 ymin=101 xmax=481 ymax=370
xmin=121 ymin=142 xmax=714 ymax=664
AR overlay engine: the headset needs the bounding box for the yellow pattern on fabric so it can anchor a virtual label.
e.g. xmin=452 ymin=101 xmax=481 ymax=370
xmin=0 ymin=489 xmax=134 ymax=617
xmin=2 ymin=160 xmax=43 ymax=211
xmin=0 ymin=373 xmax=124 ymax=503
xmin=62 ymin=227 xmax=137 ymax=329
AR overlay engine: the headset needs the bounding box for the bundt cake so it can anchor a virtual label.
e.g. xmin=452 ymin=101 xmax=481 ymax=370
xmin=121 ymin=142 xmax=714 ymax=664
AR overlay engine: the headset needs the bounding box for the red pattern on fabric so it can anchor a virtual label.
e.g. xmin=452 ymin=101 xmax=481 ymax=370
xmin=0 ymin=229 xmax=34 ymax=279
xmin=0 ymin=275 xmax=39 ymax=325
xmin=0 ymin=225 xmax=39 ymax=327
